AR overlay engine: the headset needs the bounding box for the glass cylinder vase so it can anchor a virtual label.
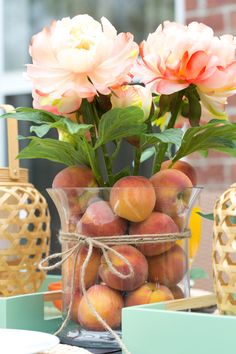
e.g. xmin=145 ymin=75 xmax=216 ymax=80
xmin=47 ymin=185 xmax=201 ymax=349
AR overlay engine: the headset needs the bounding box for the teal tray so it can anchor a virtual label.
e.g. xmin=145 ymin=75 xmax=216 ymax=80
xmin=0 ymin=275 xmax=62 ymax=333
xmin=122 ymin=294 xmax=236 ymax=354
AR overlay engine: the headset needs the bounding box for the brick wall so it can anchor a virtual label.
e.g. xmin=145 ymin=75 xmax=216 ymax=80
xmin=184 ymin=0 xmax=236 ymax=291
xmin=184 ymin=0 xmax=236 ymax=189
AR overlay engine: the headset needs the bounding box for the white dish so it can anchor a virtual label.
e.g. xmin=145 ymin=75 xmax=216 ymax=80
xmin=0 ymin=328 xmax=59 ymax=354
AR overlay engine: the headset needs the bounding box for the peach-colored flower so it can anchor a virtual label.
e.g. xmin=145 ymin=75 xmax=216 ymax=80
xmin=133 ymin=21 xmax=236 ymax=117
xmin=111 ymin=84 xmax=152 ymax=119
xmin=27 ymin=14 xmax=138 ymax=113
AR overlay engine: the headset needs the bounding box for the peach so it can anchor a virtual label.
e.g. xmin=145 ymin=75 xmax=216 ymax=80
xmin=71 ymin=292 xmax=83 ymax=323
xmin=52 ymin=165 xmax=97 ymax=188
xmin=125 ymin=283 xmax=174 ymax=307
xmin=169 ymin=285 xmax=185 ymax=299
xmin=161 ymin=160 xmax=197 ymax=187
xmin=171 ymin=214 xmax=186 ymax=232
xmin=68 ymin=246 xmax=101 ymax=290
xmin=110 ymin=176 xmax=156 ymax=222
xmin=64 ymin=290 xmax=83 ymax=323
xmin=77 ymin=201 xmax=127 ymax=237
xmin=148 ymin=244 xmax=187 ymax=286
xmin=67 ymin=189 xmax=100 ymax=217
xmin=99 ymin=245 xmax=148 ymax=291
xmin=52 ymin=165 xmax=98 ymax=216
xmin=129 ymin=212 xmax=178 ymax=256
xmin=150 ymin=169 xmax=193 ymax=217
xmin=78 ymin=284 xmax=124 ymax=331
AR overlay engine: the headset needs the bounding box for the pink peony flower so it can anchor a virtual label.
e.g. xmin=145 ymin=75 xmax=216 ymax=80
xmin=133 ymin=21 xmax=236 ymax=117
xmin=27 ymin=14 xmax=138 ymax=113
xmin=111 ymin=84 xmax=152 ymax=119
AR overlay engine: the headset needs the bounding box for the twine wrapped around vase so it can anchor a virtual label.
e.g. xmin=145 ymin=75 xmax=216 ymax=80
xmin=213 ymin=183 xmax=236 ymax=315
xmin=39 ymin=230 xmax=191 ymax=354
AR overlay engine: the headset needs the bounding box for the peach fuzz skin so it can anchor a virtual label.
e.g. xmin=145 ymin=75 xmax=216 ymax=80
xmin=161 ymin=160 xmax=197 ymax=187
xmin=171 ymin=214 xmax=186 ymax=232
xmin=64 ymin=290 xmax=83 ymax=323
xmin=150 ymin=169 xmax=193 ymax=217
xmin=76 ymin=200 xmax=127 ymax=237
xmin=169 ymin=285 xmax=185 ymax=299
xmin=129 ymin=211 xmax=178 ymax=256
xmin=52 ymin=165 xmax=98 ymax=217
xmin=110 ymin=176 xmax=156 ymax=222
xmin=125 ymin=283 xmax=174 ymax=307
xmin=148 ymin=244 xmax=187 ymax=287
xmin=78 ymin=284 xmax=124 ymax=331
xmin=99 ymin=245 xmax=148 ymax=291
xmin=52 ymin=165 xmax=97 ymax=188
xmin=67 ymin=246 xmax=101 ymax=290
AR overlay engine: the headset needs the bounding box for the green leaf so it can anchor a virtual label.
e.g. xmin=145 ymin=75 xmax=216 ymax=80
xmin=18 ymin=137 xmax=87 ymax=166
xmin=95 ymin=106 xmax=146 ymax=148
xmin=76 ymin=137 xmax=96 ymax=168
xmin=140 ymin=147 xmax=155 ymax=163
xmin=0 ymin=107 xmax=62 ymax=123
xmin=185 ymin=90 xmax=201 ymax=127
xmin=190 ymin=267 xmax=209 ymax=280
xmin=30 ymin=124 xmax=51 ymax=138
xmin=63 ymin=119 xmax=93 ymax=135
xmin=173 ymin=121 xmax=236 ymax=162
xmin=141 ymin=128 xmax=183 ymax=149
xmin=1 ymin=107 xmax=93 ymax=138
xmin=157 ymin=94 xmax=173 ymax=117
xmin=197 ymin=212 xmax=214 ymax=221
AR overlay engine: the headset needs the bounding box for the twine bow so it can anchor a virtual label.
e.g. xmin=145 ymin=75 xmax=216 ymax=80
xmin=39 ymin=230 xmax=191 ymax=354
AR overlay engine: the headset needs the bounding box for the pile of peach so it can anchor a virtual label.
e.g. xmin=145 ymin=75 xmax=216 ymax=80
xmin=52 ymin=160 xmax=197 ymax=331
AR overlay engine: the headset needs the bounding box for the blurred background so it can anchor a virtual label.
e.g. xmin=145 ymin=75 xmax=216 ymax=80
xmin=1 ymin=0 xmax=236 ymax=288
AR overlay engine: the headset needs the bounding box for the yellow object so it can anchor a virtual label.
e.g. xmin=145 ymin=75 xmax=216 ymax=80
xmin=177 ymin=206 xmax=202 ymax=267
xmin=189 ymin=206 xmax=202 ymax=266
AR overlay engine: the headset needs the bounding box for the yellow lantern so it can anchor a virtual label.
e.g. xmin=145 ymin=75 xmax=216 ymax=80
xmin=0 ymin=105 xmax=50 ymax=296
xmin=213 ymin=184 xmax=236 ymax=314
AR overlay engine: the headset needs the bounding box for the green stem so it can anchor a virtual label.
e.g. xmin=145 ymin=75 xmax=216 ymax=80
xmin=83 ymin=102 xmax=97 ymax=147
xmin=152 ymin=91 xmax=184 ymax=174
xmin=111 ymin=140 xmax=122 ymax=162
xmin=133 ymin=149 xmax=141 ymax=175
xmin=79 ymin=101 xmax=105 ymax=186
xmin=92 ymin=103 xmax=114 ymax=186
xmin=83 ymin=140 xmax=104 ymax=187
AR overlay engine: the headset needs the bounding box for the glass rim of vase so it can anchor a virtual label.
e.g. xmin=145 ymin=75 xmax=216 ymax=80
xmin=47 ymin=186 xmax=203 ymax=191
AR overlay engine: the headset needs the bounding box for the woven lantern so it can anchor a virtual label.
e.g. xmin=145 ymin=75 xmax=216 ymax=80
xmin=213 ymin=183 xmax=236 ymax=315
xmin=0 ymin=105 xmax=50 ymax=296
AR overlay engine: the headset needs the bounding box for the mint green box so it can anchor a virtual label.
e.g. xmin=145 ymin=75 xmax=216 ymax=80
xmin=122 ymin=296 xmax=236 ymax=354
xmin=0 ymin=275 xmax=62 ymax=333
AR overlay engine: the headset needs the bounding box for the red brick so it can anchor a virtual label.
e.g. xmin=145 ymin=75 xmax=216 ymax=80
xmin=228 ymin=115 xmax=236 ymax=122
xmin=195 ymin=164 xmax=225 ymax=185
xmin=186 ymin=14 xmax=224 ymax=32
xmin=227 ymin=95 xmax=236 ymax=107
xmin=186 ymin=0 xmax=198 ymax=11
xmin=205 ymin=151 xmax=229 ymax=159
xmin=187 ymin=150 xmax=228 ymax=161
xmin=231 ymin=165 xmax=236 ymax=181
xmin=207 ymin=0 xmax=236 ymax=7
xmin=230 ymin=12 xmax=236 ymax=32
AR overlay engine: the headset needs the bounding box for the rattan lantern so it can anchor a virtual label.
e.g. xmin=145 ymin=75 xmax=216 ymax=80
xmin=0 ymin=105 xmax=50 ymax=296
xmin=213 ymin=183 xmax=236 ymax=314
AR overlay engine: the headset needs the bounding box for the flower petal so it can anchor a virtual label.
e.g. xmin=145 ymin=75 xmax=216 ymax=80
xmin=157 ymin=79 xmax=189 ymax=94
